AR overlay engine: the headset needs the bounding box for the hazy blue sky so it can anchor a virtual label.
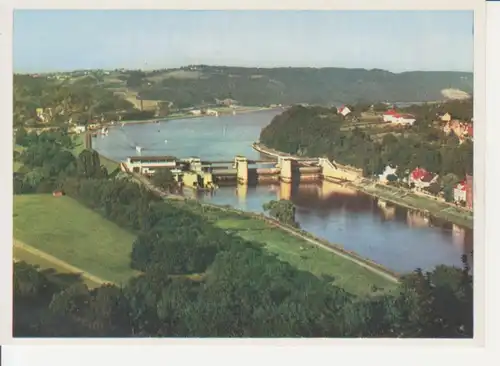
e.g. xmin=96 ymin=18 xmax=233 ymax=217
xmin=13 ymin=10 xmax=474 ymax=73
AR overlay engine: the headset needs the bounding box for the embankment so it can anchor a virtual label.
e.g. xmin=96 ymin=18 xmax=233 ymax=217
xmin=252 ymin=142 xmax=473 ymax=229
xmin=130 ymin=171 xmax=400 ymax=283
xmin=118 ymin=106 xmax=280 ymax=127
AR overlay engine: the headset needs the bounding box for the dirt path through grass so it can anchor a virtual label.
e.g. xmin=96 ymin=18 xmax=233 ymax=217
xmin=13 ymin=239 xmax=114 ymax=288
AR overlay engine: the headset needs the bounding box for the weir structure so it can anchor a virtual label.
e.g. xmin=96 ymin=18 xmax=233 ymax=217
xmin=121 ymin=153 xmax=363 ymax=189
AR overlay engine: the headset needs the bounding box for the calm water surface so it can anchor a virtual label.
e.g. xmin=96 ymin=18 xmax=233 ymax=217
xmin=93 ymin=110 xmax=473 ymax=273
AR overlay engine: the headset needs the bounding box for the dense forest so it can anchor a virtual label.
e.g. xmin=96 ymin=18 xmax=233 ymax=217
xmin=259 ymin=103 xmax=473 ymax=197
xmin=135 ymin=66 xmax=473 ymax=107
xmin=13 ymin=131 xmax=473 ymax=338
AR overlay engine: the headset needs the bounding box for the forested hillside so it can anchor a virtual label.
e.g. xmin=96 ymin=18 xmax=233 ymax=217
xmin=259 ymin=103 xmax=473 ymax=184
xmin=135 ymin=66 xmax=473 ymax=107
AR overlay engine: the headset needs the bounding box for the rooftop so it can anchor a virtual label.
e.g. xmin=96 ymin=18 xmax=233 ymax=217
xmin=128 ymin=155 xmax=178 ymax=162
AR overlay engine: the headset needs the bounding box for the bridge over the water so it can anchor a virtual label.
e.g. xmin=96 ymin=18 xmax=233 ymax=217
xmin=121 ymin=153 xmax=362 ymax=188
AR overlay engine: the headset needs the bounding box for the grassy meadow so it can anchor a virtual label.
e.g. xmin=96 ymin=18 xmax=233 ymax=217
xmin=173 ymin=201 xmax=398 ymax=297
xmin=13 ymin=194 xmax=138 ymax=285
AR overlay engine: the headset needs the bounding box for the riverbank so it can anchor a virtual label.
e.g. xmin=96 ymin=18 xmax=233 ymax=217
xmin=349 ymin=181 xmax=473 ymax=229
xmin=130 ymin=171 xmax=401 ymax=286
xmin=252 ymin=142 xmax=473 ymax=229
xmin=117 ymin=106 xmax=281 ymax=127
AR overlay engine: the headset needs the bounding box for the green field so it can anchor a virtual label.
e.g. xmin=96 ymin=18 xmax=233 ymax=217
xmin=13 ymin=194 xmax=138 ymax=285
xmin=172 ymin=201 xmax=397 ymax=297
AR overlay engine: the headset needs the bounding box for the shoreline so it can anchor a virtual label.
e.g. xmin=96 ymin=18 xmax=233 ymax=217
xmin=116 ymin=106 xmax=281 ymax=127
xmin=252 ymin=142 xmax=473 ymax=230
xmin=129 ymin=171 xmax=401 ymax=282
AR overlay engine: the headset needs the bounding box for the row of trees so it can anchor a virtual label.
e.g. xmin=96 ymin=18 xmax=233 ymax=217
xmin=259 ymin=105 xmax=473 ymax=184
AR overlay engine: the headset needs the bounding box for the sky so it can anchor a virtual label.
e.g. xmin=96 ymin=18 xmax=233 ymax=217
xmin=13 ymin=10 xmax=474 ymax=73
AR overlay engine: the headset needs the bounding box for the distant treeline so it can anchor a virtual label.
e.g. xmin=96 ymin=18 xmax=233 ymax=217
xmin=132 ymin=66 xmax=473 ymax=107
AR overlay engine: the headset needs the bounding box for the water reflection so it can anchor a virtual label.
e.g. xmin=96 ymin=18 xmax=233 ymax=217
xmin=93 ymin=111 xmax=473 ymax=274
xmin=198 ymin=181 xmax=472 ymax=273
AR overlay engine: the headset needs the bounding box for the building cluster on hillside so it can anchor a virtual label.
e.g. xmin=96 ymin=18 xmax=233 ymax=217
xmin=439 ymin=112 xmax=473 ymax=143
xmin=378 ymin=164 xmax=473 ymax=210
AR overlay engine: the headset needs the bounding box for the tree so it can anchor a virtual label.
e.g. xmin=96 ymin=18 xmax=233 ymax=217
xmin=77 ymin=149 xmax=103 ymax=178
xmin=263 ymin=199 xmax=299 ymax=228
xmin=15 ymin=127 xmax=28 ymax=146
xmin=425 ymin=181 xmax=442 ymax=196
xmin=386 ymin=174 xmax=398 ymax=183
xmin=151 ymin=168 xmax=176 ymax=192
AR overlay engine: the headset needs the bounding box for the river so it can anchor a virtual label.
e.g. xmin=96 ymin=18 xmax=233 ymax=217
xmin=92 ymin=110 xmax=473 ymax=274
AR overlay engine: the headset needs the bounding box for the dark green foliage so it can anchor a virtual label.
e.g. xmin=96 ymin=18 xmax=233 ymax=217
xmin=263 ymin=199 xmax=300 ymax=228
xmin=137 ymin=66 xmax=473 ymax=107
xmin=120 ymin=110 xmax=155 ymax=121
xmin=126 ymin=71 xmax=147 ymax=88
xmin=151 ymin=168 xmax=176 ymax=191
xmin=77 ymin=149 xmax=107 ymax=179
xmin=260 ymin=104 xmax=473 ymax=179
xmin=386 ymin=174 xmax=398 ymax=182
xmin=14 ymin=131 xmax=79 ymax=194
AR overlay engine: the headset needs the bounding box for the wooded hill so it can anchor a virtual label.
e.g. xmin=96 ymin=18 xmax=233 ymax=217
xmin=133 ymin=65 xmax=473 ymax=107
xmin=259 ymin=103 xmax=473 ymax=196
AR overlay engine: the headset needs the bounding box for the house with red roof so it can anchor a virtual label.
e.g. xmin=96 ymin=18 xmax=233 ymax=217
xmin=337 ymin=105 xmax=351 ymax=117
xmin=408 ymin=167 xmax=438 ymax=190
xmin=453 ymin=180 xmax=467 ymax=204
xmin=454 ymin=175 xmax=473 ymax=209
xmin=382 ymin=109 xmax=398 ymax=122
xmin=382 ymin=110 xmax=416 ymax=125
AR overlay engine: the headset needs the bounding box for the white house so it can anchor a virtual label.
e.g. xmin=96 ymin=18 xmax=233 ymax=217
xmin=378 ymin=165 xmax=398 ymax=183
xmin=337 ymin=105 xmax=351 ymax=117
xmin=382 ymin=110 xmax=398 ymax=122
xmin=392 ymin=114 xmax=416 ymax=126
xmin=453 ymin=180 xmax=468 ymax=204
xmin=189 ymin=110 xmax=202 ymax=116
